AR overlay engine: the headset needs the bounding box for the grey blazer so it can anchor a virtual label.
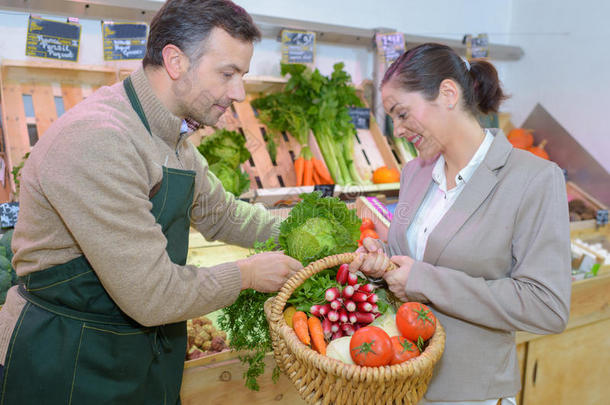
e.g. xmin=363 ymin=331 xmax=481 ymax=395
xmin=386 ymin=129 xmax=571 ymax=401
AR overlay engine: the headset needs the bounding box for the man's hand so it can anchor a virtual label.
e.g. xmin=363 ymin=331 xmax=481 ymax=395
xmin=237 ymin=252 xmax=302 ymax=292
xmin=383 ymin=255 xmax=415 ymax=302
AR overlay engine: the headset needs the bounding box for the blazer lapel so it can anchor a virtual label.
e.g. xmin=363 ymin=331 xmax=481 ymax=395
xmin=422 ymin=129 xmax=512 ymax=265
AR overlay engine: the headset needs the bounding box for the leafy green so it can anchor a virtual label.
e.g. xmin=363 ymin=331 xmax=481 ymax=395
xmin=220 ymin=192 xmax=361 ymax=390
xmin=0 ymin=230 xmax=17 ymax=304
xmin=279 ymin=191 xmax=361 ymax=266
xmin=11 ymin=152 xmax=30 ymax=199
xmin=197 ymin=129 xmax=251 ymax=196
xmin=209 ymin=162 xmax=250 ymax=197
xmin=252 ymin=62 xmax=366 ymax=184
xmin=197 ymin=128 xmax=250 ymax=168
xmin=287 ymin=268 xmax=338 ymax=313
xmin=217 ymin=288 xmax=274 ymax=391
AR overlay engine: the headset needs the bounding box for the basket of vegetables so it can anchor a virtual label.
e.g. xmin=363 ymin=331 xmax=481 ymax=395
xmin=264 ymin=252 xmax=445 ymax=405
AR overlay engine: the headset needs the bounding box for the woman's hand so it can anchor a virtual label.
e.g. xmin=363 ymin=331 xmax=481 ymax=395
xmin=383 ymin=256 xmax=415 ymax=302
xmin=356 ymin=237 xmax=384 ymax=254
xmin=349 ymin=251 xmax=392 ymax=279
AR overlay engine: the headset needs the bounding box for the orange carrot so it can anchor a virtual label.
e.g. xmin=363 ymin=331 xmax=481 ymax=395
xmin=312 ymin=165 xmax=322 ymax=185
xmin=312 ymin=157 xmax=334 ymax=184
xmin=308 ymin=316 xmax=326 ymax=355
xmin=302 ymin=158 xmax=314 ymax=186
xmin=292 ymin=311 xmax=310 ymax=346
xmin=294 ymin=157 xmax=305 ymax=187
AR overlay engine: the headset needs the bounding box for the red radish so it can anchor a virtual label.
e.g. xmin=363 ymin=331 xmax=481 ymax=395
xmin=336 ymin=264 xmax=349 ymax=285
xmin=354 ymin=312 xmax=375 ymax=324
xmin=328 ymin=310 xmax=339 ymax=322
xmin=341 ymin=285 xmax=355 ymax=299
xmin=322 ymin=317 xmax=332 ymax=340
xmin=331 ymin=330 xmax=344 ymax=340
xmin=367 ymin=294 xmax=378 ymax=304
xmin=330 ymin=299 xmax=342 ymax=310
xmin=344 ymin=300 xmax=356 ymax=312
xmin=325 ymin=287 xmax=340 ymax=302
xmin=310 ymin=305 xmax=322 ymax=317
xmin=352 ymin=292 xmax=369 ymax=302
xmin=348 ymin=313 xmax=357 ymax=324
xmin=331 ymin=323 xmax=340 ymax=333
xmin=374 ymin=312 xmax=382 ymax=319
xmin=357 ymin=302 xmax=373 ymax=312
xmin=347 ymin=273 xmax=358 ymax=286
xmin=339 ymin=308 xmax=348 ymax=323
xmin=371 ymin=304 xmax=379 ymax=313
xmin=341 ymin=323 xmax=356 ymax=336
xmin=319 ymin=304 xmax=331 ymax=316
xmin=353 ymin=284 xmax=361 ymax=291
xmin=359 ymin=283 xmax=375 ymax=294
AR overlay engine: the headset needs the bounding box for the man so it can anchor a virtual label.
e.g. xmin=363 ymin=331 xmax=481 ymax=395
xmin=0 ymin=1 xmax=301 ymax=403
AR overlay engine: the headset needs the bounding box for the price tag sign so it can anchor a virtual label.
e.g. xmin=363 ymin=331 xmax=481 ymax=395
xmin=26 ymin=15 xmax=81 ymax=62
xmin=375 ymin=32 xmax=405 ymax=64
xmin=348 ymin=107 xmax=371 ymax=129
xmin=596 ymin=209 xmax=608 ymax=226
xmin=102 ymin=22 xmax=148 ymax=61
xmin=314 ymin=184 xmax=335 ymax=198
xmin=464 ymin=33 xmax=489 ymax=59
xmin=0 ymin=202 xmax=19 ymax=228
xmin=281 ymin=29 xmax=316 ymax=64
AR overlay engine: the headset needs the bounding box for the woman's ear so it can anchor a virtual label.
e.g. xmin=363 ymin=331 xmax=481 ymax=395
xmin=438 ymin=79 xmax=459 ymax=110
xmin=161 ymin=44 xmax=189 ymax=80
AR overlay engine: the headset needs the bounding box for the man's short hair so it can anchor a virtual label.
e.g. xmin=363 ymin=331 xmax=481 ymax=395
xmin=143 ymin=0 xmax=261 ymax=68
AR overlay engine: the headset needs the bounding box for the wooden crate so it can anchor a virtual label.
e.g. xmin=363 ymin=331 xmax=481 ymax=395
xmin=567 ymin=181 xmax=608 ymax=231
xmin=0 ymin=60 xmax=118 ymax=198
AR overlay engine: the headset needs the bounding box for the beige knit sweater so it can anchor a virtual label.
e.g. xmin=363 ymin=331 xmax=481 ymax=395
xmin=0 ymin=67 xmax=279 ymax=362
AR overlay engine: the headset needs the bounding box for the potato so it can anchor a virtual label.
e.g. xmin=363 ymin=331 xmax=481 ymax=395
xmin=202 ymin=341 xmax=212 ymax=351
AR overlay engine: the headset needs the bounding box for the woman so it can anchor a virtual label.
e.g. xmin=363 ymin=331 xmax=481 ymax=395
xmin=351 ymin=43 xmax=571 ymax=405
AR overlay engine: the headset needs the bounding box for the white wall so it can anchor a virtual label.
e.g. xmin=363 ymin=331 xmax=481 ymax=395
xmin=503 ymin=0 xmax=609 ymax=172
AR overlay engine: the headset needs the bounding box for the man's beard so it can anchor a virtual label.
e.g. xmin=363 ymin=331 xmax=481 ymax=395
xmin=171 ymin=75 xmax=229 ymax=126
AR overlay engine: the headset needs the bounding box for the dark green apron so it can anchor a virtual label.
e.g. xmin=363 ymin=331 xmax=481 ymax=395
xmin=0 ymin=77 xmax=195 ymax=405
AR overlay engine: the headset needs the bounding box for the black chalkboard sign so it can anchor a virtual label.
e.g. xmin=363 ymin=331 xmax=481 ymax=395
xmin=348 ymin=107 xmax=371 ymax=129
xmin=25 ymin=16 xmax=81 ymax=62
xmin=314 ymin=184 xmax=335 ymax=198
xmin=281 ymin=29 xmax=316 ymax=64
xmin=102 ymin=22 xmax=148 ymax=61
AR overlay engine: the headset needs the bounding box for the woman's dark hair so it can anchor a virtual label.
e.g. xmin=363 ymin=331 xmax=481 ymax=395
xmin=143 ymin=0 xmax=261 ymax=68
xmin=382 ymin=43 xmax=507 ymax=115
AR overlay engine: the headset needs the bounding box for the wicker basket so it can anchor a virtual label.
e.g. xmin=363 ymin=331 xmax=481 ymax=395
xmin=264 ymin=252 xmax=446 ymax=405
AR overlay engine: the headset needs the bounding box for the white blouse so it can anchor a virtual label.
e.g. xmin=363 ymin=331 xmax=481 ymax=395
xmin=406 ymin=130 xmax=494 ymax=261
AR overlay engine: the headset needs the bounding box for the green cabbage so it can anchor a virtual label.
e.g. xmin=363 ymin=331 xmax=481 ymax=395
xmin=279 ymin=192 xmax=361 ymax=265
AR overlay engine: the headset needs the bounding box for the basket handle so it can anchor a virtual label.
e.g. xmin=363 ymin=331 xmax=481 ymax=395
xmin=269 ymin=252 xmax=396 ymax=322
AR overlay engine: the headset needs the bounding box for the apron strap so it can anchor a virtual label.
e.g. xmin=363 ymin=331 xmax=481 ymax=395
xmin=123 ymin=76 xmax=152 ymax=136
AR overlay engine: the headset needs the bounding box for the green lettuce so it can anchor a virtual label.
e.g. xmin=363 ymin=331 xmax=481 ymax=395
xmin=279 ymin=191 xmax=361 ymax=265
xmin=197 ymin=129 xmax=251 ymax=197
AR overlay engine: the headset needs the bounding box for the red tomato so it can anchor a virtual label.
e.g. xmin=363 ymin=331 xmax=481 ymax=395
xmin=360 ymin=218 xmax=375 ymax=233
xmin=360 ymin=229 xmax=379 ymax=240
xmin=390 ymin=336 xmax=420 ymax=365
xmin=349 ymin=326 xmax=393 ymax=367
xmin=396 ymin=302 xmax=436 ymax=342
